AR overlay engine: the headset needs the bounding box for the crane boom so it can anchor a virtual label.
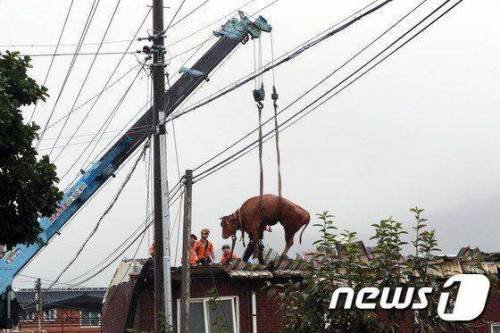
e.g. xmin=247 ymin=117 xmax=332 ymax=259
xmin=0 ymin=12 xmax=271 ymax=295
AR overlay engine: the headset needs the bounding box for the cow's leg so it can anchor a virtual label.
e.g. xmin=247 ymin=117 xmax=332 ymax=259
xmin=282 ymin=228 xmax=295 ymax=257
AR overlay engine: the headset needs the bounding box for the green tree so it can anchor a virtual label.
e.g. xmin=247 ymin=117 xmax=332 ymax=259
xmin=0 ymin=51 xmax=62 ymax=249
xmin=267 ymin=208 xmax=487 ymax=332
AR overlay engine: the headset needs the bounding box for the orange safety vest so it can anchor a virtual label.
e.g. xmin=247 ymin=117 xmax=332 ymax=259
xmin=220 ymin=252 xmax=238 ymax=265
xmin=189 ymin=245 xmax=198 ymax=265
xmin=193 ymin=240 xmax=213 ymax=260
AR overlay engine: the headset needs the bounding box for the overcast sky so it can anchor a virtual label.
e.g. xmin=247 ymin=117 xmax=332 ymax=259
xmin=1 ymin=0 xmax=499 ymax=289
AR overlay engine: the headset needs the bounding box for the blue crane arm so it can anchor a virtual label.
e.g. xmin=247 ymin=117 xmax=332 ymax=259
xmin=0 ymin=13 xmax=271 ymax=295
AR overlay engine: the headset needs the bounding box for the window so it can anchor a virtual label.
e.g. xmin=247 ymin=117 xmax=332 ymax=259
xmin=492 ymin=323 xmax=500 ymax=333
xmin=177 ymin=296 xmax=239 ymax=333
xmin=23 ymin=312 xmax=34 ymax=321
xmin=43 ymin=309 xmax=57 ymax=321
xmin=80 ymin=311 xmax=101 ymax=327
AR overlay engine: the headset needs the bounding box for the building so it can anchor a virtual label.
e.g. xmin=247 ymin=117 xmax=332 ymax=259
xmin=101 ymin=247 xmax=500 ymax=333
xmin=15 ymin=287 xmax=106 ymax=333
xmin=102 ymin=249 xmax=304 ymax=333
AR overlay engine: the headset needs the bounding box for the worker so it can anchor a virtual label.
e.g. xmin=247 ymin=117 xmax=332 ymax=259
xmin=193 ymin=228 xmax=214 ymax=265
xmin=242 ymin=225 xmax=271 ymax=264
xmin=189 ymin=234 xmax=198 ymax=265
xmin=148 ymin=243 xmax=155 ymax=257
xmin=220 ymin=244 xmax=239 ymax=265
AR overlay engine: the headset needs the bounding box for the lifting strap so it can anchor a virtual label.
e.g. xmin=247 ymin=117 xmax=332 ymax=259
xmin=254 ymin=84 xmax=265 ymax=222
xmin=271 ymin=85 xmax=282 ymax=199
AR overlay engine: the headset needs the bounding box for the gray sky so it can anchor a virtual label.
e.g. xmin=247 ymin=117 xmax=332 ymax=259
xmin=1 ymin=0 xmax=499 ymax=289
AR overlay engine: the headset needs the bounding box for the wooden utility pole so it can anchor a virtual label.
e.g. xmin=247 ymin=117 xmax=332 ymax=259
xmin=180 ymin=170 xmax=193 ymax=333
xmin=34 ymin=278 xmax=42 ymax=333
xmin=151 ymin=0 xmax=173 ymax=330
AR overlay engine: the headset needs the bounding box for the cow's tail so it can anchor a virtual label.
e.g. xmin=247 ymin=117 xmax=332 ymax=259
xmin=299 ymin=212 xmax=311 ymax=244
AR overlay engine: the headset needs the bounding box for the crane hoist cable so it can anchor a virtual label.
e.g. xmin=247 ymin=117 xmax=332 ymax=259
xmin=270 ymin=31 xmax=282 ymax=199
xmin=252 ymin=37 xmax=266 ymax=224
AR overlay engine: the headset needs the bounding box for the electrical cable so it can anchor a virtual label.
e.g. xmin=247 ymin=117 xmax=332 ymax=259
xmin=165 ymin=0 xmax=257 ymax=49
xmin=167 ymin=0 xmax=383 ymax=121
xmin=193 ymin=0 xmax=463 ymax=183
xmin=51 ymin=7 xmax=151 ymax=161
xmin=28 ymin=0 xmax=75 ymax=122
xmin=18 ymin=51 xmax=136 ymax=57
xmin=164 ymin=0 xmax=188 ymax=33
xmin=70 ymin=184 xmax=185 ymax=286
xmin=192 ymin=0 xmax=429 ymax=173
xmin=36 ymin=0 xmax=101 ymax=146
xmin=44 ymin=62 xmax=141 ymax=132
xmin=168 ymin=0 xmax=210 ymax=30
xmin=65 ymin=214 xmax=151 ymax=283
xmin=48 ymin=138 xmax=151 ymax=289
xmin=49 ymin=0 xmax=124 ymax=157
xmin=59 ymin=63 xmax=145 ymax=181
xmin=59 ymin=0 xmax=279 ymax=182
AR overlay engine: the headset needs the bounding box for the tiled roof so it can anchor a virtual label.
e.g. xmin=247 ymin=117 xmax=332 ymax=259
xmin=15 ymin=287 xmax=106 ymax=311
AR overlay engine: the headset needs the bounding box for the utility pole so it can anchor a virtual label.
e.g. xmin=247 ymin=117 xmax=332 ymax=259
xmin=151 ymin=0 xmax=173 ymax=330
xmin=180 ymin=170 xmax=193 ymax=333
xmin=35 ymin=278 xmax=42 ymax=333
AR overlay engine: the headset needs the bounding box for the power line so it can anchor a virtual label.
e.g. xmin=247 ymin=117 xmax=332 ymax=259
xmin=167 ymin=0 xmax=386 ymax=121
xmin=28 ymin=0 xmax=75 ymax=122
xmin=165 ymin=0 xmax=257 ymax=49
xmin=49 ymin=0 xmax=125 ymax=157
xmin=67 ymin=215 xmax=152 ymax=285
xmin=168 ymin=0 xmax=209 ymax=30
xmin=164 ymin=0 xmax=188 ymax=32
xmin=0 ymin=39 xmax=136 ymax=49
xmin=44 ymin=63 xmax=141 ymax=132
xmin=17 ymin=51 xmax=137 ymax=57
xmin=59 ymin=64 xmax=145 ymax=181
xmin=36 ymin=0 xmax=101 ymax=146
xmin=49 ymin=139 xmax=151 ymax=289
xmin=67 ymin=178 xmax=185 ymax=286
xmin=55 ymin=0 xmax=277 ymax=172
xmin=193 ymin=0 xmax=463 ymax=183
xmin=192 ymin=0 xmax=429 ymax=173
xmin=51 ymin=7 xmax=151 ymax=162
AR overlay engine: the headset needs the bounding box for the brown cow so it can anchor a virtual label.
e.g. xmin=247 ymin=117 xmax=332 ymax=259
xmin=220 ymin=194 xmax=310 ymax=260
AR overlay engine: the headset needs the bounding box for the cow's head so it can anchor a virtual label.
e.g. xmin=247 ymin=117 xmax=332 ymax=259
xmin=220 ymin=214 xmax=239 ymax=239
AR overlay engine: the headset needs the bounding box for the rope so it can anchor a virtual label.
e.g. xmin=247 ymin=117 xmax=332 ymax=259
xmin=257 ymin=101 xmax=264 ymax=216
xmin=270 ymin=32 xmax=282 ymax=198
xmin=272 ymin=87 xmax=282 ymax=198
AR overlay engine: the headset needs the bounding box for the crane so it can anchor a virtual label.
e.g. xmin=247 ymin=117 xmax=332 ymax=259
xmin=0 ymin=12 xmax=271 ymax=302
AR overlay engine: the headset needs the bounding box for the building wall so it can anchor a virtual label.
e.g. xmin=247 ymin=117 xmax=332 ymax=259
xmin=18 ymin=309 xmax=101 ymax=333
xmin=101 ymin=281 xmax=136 ymax=333
xmin=104 ymin=277 xmax=500 ymax=333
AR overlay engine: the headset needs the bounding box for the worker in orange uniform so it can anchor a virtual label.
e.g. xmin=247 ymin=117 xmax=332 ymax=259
xmin=189 ymin=234 xmax=198 ymax=265
xmin=220 ymin=244 xmax=239 ymax=265
xmin=193 ymin=228 xmax=214 ymax=265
